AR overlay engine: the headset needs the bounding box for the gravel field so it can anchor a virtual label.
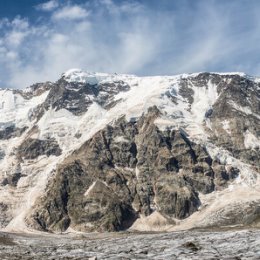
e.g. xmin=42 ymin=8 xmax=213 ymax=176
xmin=0 ymin=229 xmax=259 ymax=259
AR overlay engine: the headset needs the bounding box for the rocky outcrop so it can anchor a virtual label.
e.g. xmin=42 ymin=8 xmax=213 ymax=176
xmin=1 ymin=172 xmax=23 ymax=187
xmin=16 ymin=82 xmax=54 ymax=99
xmin=209 ymin=75 xmax=260 ymax=168
xmin=0 ymin=124 xmax=27 ymax=140
xmin=17 ymin=138 xmax=62 ymax=160
xmin=0 ymin=203 xmax=10 ymax=228
xmin=178 ymin=73 xmax=260 ymax=169
xmin=39 ymin=78 xmax=130 ymax=116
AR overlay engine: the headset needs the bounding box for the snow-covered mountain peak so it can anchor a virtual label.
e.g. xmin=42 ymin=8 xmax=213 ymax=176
xmin=0 ymin=70 xmax=259 ymax=234
xmin=62 ymin=68 xmax=114 ymax=85
xmin=211 ymin=71 xmax=260 ymax=82
xmin=61 ymin=69 xmax=260 ymax=88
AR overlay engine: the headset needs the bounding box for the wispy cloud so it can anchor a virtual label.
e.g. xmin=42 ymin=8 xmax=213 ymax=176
xmin=100 ymin=0 xmax=144 ymax=14
xmin=0 ymin=0 xmax=260 ymax=88
xmin=52 ymin=5 xmax=89 ymax=20
xmin=36 ymin=0 xmax=59 ymax=12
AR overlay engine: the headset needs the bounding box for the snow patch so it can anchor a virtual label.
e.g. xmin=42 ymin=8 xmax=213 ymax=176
xmin=114 ymin=136 xmax=129 ymax=143
xmin=206 ymin=142 xmax=258 ymax=187
xmin=243 ymin=130 xmax=260 ymax=149
xmin=0 ymin=89 xmax=49 ymax=128
xmin=190 ymin=79 xmax=219 ymax=123
xmin=62 ymin=69 xmax=111 ymax=85
xmin=84 ymin=181 xmax=97 ymax=197
xmin=222 ymin=120 xmax=231 ymax=135
xmin=230 ymin=101 xmax=260 ymax=119
xmin=135 ymin=166 xmax=140 ymax=179
xmin=62 ymin=68 xmax=135 ymax=86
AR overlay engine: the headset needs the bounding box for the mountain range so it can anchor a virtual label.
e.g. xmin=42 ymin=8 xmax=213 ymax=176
xmin=0 ymin=69 xmax=259 ymax=233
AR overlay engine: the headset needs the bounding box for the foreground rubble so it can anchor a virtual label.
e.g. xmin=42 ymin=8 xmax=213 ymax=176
xmin=0 ymin=229 xmax=259 ymax=259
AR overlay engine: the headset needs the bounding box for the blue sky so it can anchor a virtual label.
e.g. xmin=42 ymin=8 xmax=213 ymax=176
xmin=1 ymin=0 xmax=260 ymax=88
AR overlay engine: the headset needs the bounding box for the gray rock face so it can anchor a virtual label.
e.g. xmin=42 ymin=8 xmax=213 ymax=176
xmin=0 ymin=203 xmax=9 ymax=228
xmin=25 ymin=78 xmax=130 ymax=125
xmin=17 ymin=82 xmax=54 ymax=99
xmin=210 ymin=76 xmax=259 ymax=168
xmin=43 ymin=79 xmax=97 ymax=116
xmin=17 ymin=138 xmax=62 ymax=160
xmin=1 ymin=172 xmax=23 ymax=187
xmin=40 ymin=78 xmax=130 ymax=116
xmin=178 ymin=73 xmax=260 ymax=170
xmin=26 ymin=106 xmax=240 ymax=232
xmin=0 ymin=124 xmax=27 ymax=140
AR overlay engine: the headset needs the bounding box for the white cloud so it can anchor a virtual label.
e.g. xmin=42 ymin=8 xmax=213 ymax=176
xmin=11 ymin=17 xmax=29 ymax=30
xmin=100 ymin=0 xmax=143 ymax=14
xmin=6 ymin=51 xmax=18 ymax=60
xmin=5 ymin=31 xmax=28 ymax=47
xmin=52 ymin=5 xmax=89 ymax=20
xmin=36 ymin=0 xmax=59 ymax=11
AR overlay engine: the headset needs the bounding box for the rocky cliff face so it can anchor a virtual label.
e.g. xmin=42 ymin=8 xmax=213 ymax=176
xmin=0 ymin=69 xmax=259 ymax=233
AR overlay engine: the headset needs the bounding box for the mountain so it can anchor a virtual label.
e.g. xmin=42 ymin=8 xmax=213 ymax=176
xmin=0 ymin=69 xmax=259 ymax=233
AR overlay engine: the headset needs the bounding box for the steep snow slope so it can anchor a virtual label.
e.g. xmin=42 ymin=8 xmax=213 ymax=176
xmin=0 ymin=70 xmax=259 ymax=233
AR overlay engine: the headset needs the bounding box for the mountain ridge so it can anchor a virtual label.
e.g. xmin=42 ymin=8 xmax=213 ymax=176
xmin=0 ymin=70 xmax=259 ymax=233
